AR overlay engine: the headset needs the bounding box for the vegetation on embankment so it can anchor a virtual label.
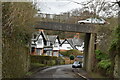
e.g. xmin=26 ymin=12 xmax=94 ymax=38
xmin=60 ymin=49 xmax=83 ymax=57
xmin=92 ymin=17 xmax=119 ymax=77
xmin=94 ymin=50 xmax=112 ymax=77
xmin=2 ymin=2 xmax=37 ymax=78
xmin=109 ymin=24 xmax=120 ymax=78
xmin=60 ymin=49 xmax=83 ymax=64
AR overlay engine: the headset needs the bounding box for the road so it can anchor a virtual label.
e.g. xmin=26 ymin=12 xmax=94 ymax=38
xmin=31 ymin=64 xmax=86 ymax=79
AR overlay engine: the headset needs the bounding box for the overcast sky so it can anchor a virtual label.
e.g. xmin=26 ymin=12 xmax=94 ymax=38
xmin=35 ymin=0 xmax=117 ymax=14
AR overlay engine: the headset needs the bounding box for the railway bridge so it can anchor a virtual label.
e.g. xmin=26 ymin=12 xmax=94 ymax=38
xmin=34 ymin=13 xmax=98 ymax=72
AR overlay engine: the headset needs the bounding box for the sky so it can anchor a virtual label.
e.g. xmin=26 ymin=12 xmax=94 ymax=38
xmin=34 ymin=0 xmax=117 ymax=14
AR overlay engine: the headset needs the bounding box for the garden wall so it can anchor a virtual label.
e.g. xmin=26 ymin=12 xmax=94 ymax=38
xmin=30 ymin=55 xmax=65 ymax=66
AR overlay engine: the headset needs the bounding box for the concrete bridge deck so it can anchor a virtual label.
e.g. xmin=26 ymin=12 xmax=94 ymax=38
xmin=34 ymin=21 xmax=97 ymax=33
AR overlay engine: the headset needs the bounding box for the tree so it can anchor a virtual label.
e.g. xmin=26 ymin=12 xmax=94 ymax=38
xmin=70 ymin=55 xmax=75 ymax=60
xmin=2 ymin=2 xmax=37 ymax=78
xmin=69 ymin=55 xmax=75 ymax=64
xmin=64 ymin=0 xmax=118 ymax=18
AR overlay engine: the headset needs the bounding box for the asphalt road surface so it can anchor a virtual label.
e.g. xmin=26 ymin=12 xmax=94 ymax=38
xmin=31 ymin=64 xmax=83 ymax=78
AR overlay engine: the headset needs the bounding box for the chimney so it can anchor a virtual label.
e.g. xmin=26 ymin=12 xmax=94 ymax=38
xmin=74 ymin=33 xmax=80 ymax=39
xmin=38 ymin=29 xmax=44 ymax=32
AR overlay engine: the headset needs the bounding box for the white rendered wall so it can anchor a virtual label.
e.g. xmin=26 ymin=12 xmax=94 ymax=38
xmin=60 ymin=41 xmax=73 ymax=50
xmin=36 ymin=35 xmax=44 ymax=48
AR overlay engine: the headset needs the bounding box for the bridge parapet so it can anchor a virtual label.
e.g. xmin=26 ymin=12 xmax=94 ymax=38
xmin=36 ymin=13 xmax=80 ymax=24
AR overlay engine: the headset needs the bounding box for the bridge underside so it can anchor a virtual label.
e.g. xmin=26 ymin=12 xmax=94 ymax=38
xmin=34 ymin=22 xmax=97 ymax=33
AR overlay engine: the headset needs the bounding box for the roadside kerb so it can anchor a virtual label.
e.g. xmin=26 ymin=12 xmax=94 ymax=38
xmin=77 ymin=73 xmax=88 ymax=80
xmin=76 ymin=68 xmax=89 ymax=80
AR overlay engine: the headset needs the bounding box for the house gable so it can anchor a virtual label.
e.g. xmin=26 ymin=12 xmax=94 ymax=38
xmin=36 ymin=35 xmax=44 ymax=48
xmin=60 ymin=39 xmax=74 ymax=50
xmin=36 ymin=31 xmax=47 ymax=45
xmin=53 ymin=36 xmax=60 ymax=50
xmin=46 ymin=35 xmax=60 ymax=51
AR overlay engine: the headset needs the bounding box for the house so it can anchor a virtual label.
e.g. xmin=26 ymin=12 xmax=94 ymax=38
xmin=72 ymin=38 xmax=84 ymax=52
xmin=60 ymin=39 xmax=75 ymax=51
xmin=60 ymin=38 xmax=84 ymax=52
xmin=31 ymin=30 xmax=83 ymax=56
xmin=31 ymin=30 xmax=47 ymax=55
xmin=43 ymin=35 xmax=53 ymax=56
xmin=31 ymin=30 xmax=61 ymax=57
xmin=44 ymin=35 xmax=61 ymax=57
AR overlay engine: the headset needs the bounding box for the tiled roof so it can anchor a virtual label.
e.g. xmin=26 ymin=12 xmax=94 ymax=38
xmin=31 ymin=31 xmax=47 ymax=41
xmin=66 ymin=39 xmax=76 ymax=49
xmin=60 ymin=38 xmax=84 ymax=50
xmin=46 ymin=35 xmax=58 ymax=44
xmin=67 ymin=38 xmax=83 ymax=46
xmin=72 ymin=38 xmax=83 ymax=46
xmin=60 ymin=39 xmax=64 ymax=43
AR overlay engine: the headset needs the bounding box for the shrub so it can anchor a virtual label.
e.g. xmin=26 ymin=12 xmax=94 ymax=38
xmin=25 ymin=72 xmax=33 ymax=76
xmin=69 ymin=55 xmax=75 ymax=60
xmin=30 ymin=55 xmax=64 ymax=66
xmin=95 ymin=50 xmax=108 ymax=60
xmin=97 ymin=59 xmax=111 ymax=69
xmin=95 ymin=50 xmax=112 ymax=76
xmin=31 ymin=63 xmax=45 ymax=67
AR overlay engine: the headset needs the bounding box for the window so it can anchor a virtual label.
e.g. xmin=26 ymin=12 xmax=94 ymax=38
xmin=47 ymin=41 xmax=50 ymax=46
xmin=31 ymin=47 xmax=35 ymax=53
xmin=36 ymin=49 xmax=43 ymax=55
xmin=38 ymin=39 xmax=42 ymax=44
xmin=36 ymin=49 xmax=40 ymax=55
xmin=54 ymin=45 xmax=58 ymax=47
xmin=54 ymin=42 xmax=58 ymax=47
xmin=99 ymin=18 xmax=102 ymax=21
xmin=67 ymin=47 xmax=71 ymax=49
xmin=53 ymin=51 xmax=58 ymax=56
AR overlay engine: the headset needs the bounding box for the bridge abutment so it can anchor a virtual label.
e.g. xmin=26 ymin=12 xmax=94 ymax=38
xmin=87 ymin=33 xmax=96 ymax=72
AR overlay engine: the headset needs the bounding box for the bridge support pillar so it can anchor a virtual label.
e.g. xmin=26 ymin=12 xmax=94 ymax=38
xmin=87 ymin=33 xmax=96 ymax=72
xmin=83 ymin=33 xmax=96 ymax=72
xmin=83 ymin=33 xmax=90 ymax=70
